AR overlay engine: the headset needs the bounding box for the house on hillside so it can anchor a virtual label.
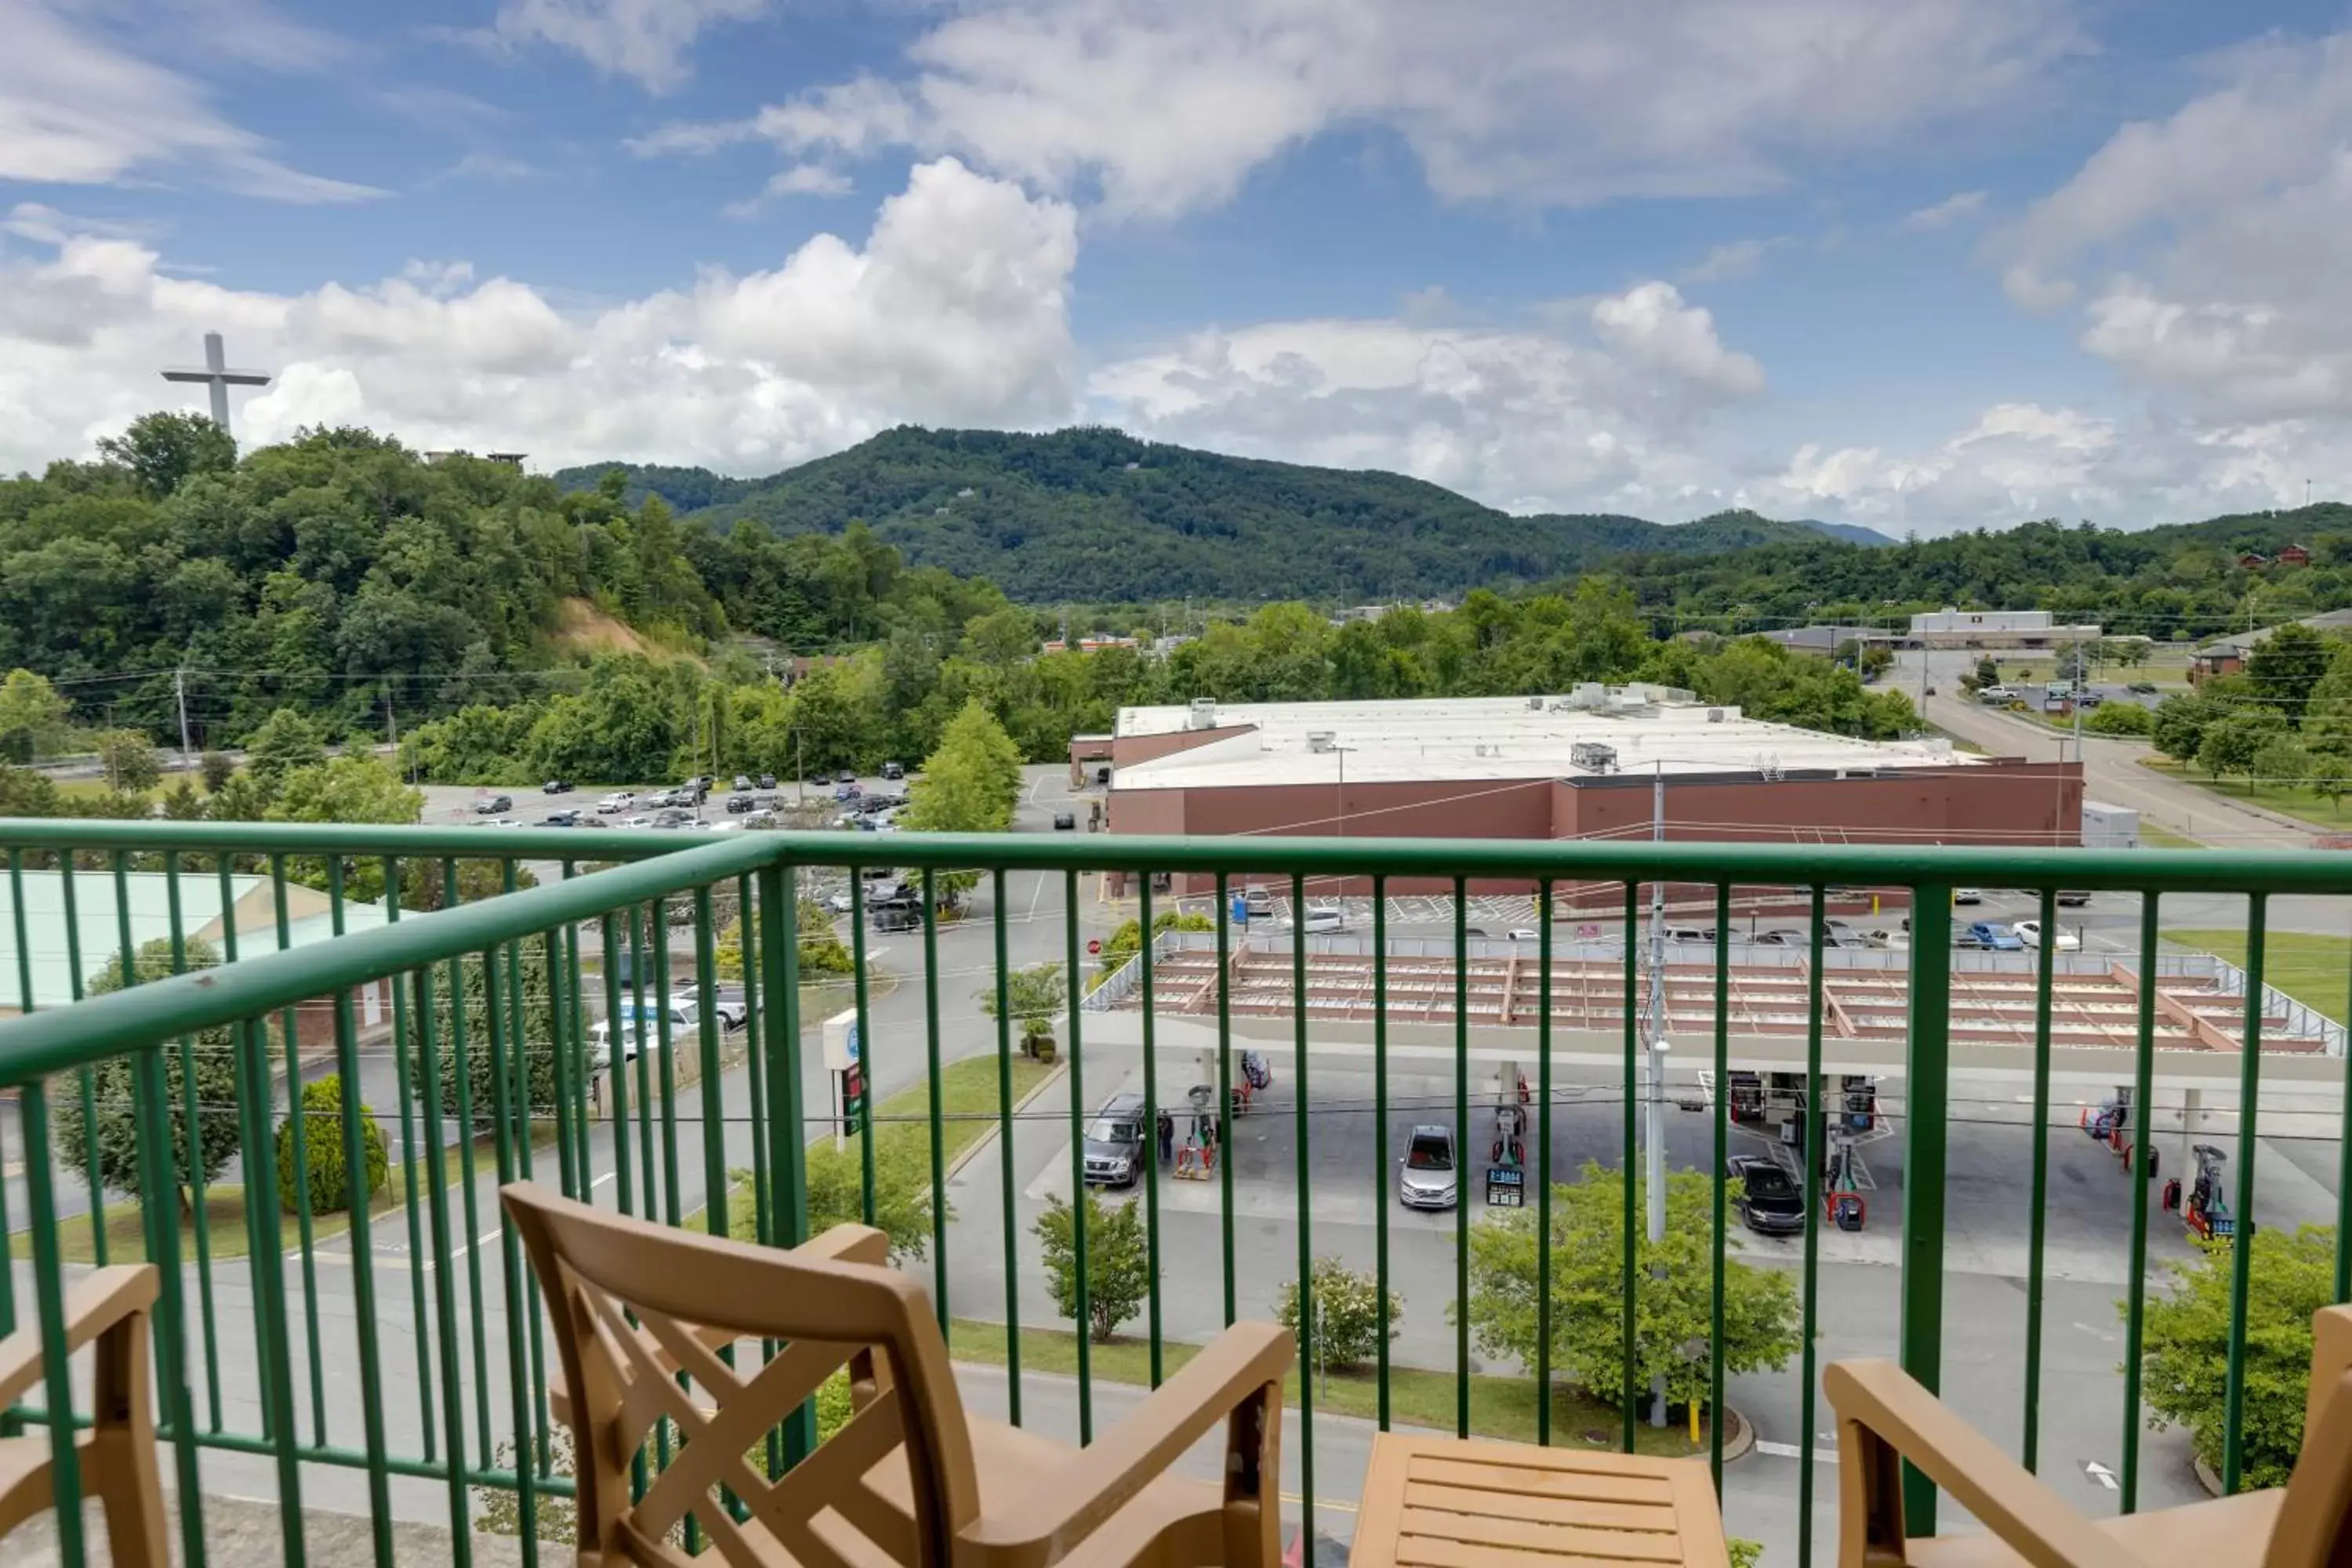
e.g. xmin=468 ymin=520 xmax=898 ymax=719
xmin=2190 ymin=606 xmax=2352 ymax=684
xmin=2238 ymin=551 xmax=2271 ymax=569
xmin=2279 ymin=543 xmax=2313 ymax=566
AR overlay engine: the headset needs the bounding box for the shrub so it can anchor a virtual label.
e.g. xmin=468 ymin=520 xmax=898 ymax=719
xmin=1278 ymin=1256 xmax=1402 ymax=1369
xmin=276 ymin=1074 xmax=387 ymax=1214
xmin=2085 ymin=702 xmax=2154 ymax=736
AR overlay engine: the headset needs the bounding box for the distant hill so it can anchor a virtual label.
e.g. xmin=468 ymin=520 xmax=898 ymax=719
xmin=556 ymin=427 xmax=1886 ymax=601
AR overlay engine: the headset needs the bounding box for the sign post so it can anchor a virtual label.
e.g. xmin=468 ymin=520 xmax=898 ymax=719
xmin=822 ymin=1008 xmax=865 ymax=1149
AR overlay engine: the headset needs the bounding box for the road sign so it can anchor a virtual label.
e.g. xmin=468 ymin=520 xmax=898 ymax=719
xmin=1087 ymin=938 xmax=1102 ymax=955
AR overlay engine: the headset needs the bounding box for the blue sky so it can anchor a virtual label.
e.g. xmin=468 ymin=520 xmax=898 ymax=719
xmin=6 ymin=0 xmax=2352 ymax=535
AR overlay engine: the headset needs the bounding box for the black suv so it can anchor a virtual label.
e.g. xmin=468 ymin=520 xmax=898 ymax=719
xmin=1729 ymin=1155 xmax=1806 ymax=1236
xmin=882 ymin=760 xmax=905 ymax=780
xmin=1081 ymin=1092 xmax=1148 ymax=1187
xmin=474 ymin=794 xmax=514 ymax=815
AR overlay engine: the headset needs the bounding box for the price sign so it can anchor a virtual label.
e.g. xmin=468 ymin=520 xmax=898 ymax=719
xmin=1485 ymin=1167 xmax=1526 ymax=1207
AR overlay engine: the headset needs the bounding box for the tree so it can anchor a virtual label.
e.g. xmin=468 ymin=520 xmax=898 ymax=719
xmin=198 ymin=750 xmax=237 ymax=793
xmin=1036 ymin=1190 xmax=1151 ymax=1341
xmin=2249 ymin=623 xmax=2336 ymax=724
xmin=97 ymin=411 xmax=237 ymax=499
xmin=978 ymin=962 xmax=1065 ymax=1058
xmin=93 ymin=728 xmax=162 ymax=793
xmin=2136 ymin=1224 xmax=2335 ymax=1490
xmin=276 ymin=1074 xmax=387 ymax=1214
xmin=52 ymin=938 xmax=242 ymax=1207
xmin=903 ymin=699 xmax=1022 ymax=835
xmin=2312 ymin=750 xmax=2352 ymax=815
xmin=1465 ymin=1163 xmax=1801 ymax=1416
xmin=409 ymin=937 xmax=561 ymax=1121
xmin=244 ymin=707 xmax=328 ymax=796
xmin=2085 ymin=702 xmax=2154 ymax=736
xmin=0 ymin=764 xmax=61 ymax=818
xmin=2303 ymin=644 xmax=2352 ymax=757
xmin=1091 ymin=909 xmax=1214 ymax=992
xmin=2151 ymin=692 xmax=2226 ymax=764
xmin=0 ymin=669 xmax=70 ymax=763
xmin=267 ymin=756 xmax=423 ymax=827
xmin=2199 ymin=710 xmax=2289 ymax=786
xmin=2252 ymin=735 xmax=2314 ymax=796
xmin=1278 ymin=1256 xmax=1402 ymax=1369
xmin=713 ymin=902 xmax=851 ymax=982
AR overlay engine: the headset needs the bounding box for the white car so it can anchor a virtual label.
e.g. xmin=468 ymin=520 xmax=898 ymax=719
xmin=1508 ymin=928 xmax=1540 ymax=942
xmin=2013 ymin=919 xmax=2081 ymax=952
xmin=619 ymin=815 xmax=655 ymax=829
xmin=1283 ymin=906 xmax=1344 ymax=934
xmin=1864 ymin=928 xmax=1910 ymax=951
xmin=595 ymin=792 xmax=634 ymax=814
xmin=828 ymin=891 xmax=855 ymax=914
xmin=1953 ymin=887 xmax=1984 ymax=905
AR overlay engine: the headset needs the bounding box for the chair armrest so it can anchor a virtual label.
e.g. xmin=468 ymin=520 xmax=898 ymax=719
xmin=959 ymin=1321 xmax=1294 ymax=1567
xmin=1826 ymin=1361 xmax=2144 ymax=1568
xmin=0 ymin=1266 xmax=158 ymax=1410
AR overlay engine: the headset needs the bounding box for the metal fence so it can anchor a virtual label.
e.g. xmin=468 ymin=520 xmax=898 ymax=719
xmin=0 ymin=822 xmax=2346 ymax=1567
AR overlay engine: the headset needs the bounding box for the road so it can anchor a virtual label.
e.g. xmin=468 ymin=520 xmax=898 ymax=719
xmin=1897 ymin=649 xmax=2321 ymax=847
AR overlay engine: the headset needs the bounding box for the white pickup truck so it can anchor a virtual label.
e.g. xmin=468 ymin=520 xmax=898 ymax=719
xmin=595 ymin=791 xmax=636 ymax=815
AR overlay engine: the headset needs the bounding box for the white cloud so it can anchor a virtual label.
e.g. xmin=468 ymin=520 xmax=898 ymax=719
xmin=1678 ymin=237 xmax=1789 ymax=284
xmin=0 ymin=0 xmax=380 ymax=201
xmin=0 ymin=158 xmax=1079 ymax=476
xmin=1898 ymin=189 xmax=1987 ymax=231
xmin=2002 ymin=31 xmax=2352 ymax=422
xmin=641 ymin=0 xmax=2080 ymax=219
xmin=488 ymin=0 xmax=765 ymax=93
xmin=721 ymin=164 xmax=855 ymax=219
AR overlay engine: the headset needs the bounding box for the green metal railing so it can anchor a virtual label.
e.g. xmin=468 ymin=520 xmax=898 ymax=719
xmin=0 ymin=822 xmax=2343 ymax=1566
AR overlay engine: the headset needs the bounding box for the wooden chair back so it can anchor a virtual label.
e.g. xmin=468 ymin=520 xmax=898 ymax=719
xmin=2268 ymin=1305 xmax=2352 ymax=1568
xmin=500 ymin=1181 xmax=981 ymax=1568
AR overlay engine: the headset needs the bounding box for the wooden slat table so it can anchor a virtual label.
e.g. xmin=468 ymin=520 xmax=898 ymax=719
xmin=1349 ymin=1434 xmax=1732 ymax=1568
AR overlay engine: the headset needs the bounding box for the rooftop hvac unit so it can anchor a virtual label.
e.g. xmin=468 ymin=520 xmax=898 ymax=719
xmin=1570 ymin=683 xmax=1606 ymax=709
xmin=1707 ymin=708 xmax=1726 ymax=723
xmin=1570 ymin=742 xmax=1617 ymax=774
xmin=1306 ymin=731 xmax=1337 ymax=753
xmin=1187 ymin=698 xmax=1218 ymax=730
xmin=1527 ymin=696 xmax=1544 ymax=710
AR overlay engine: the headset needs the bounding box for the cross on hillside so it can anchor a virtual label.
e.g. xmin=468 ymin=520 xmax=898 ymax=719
xmin=161 ymin=332 xmax=272 ymax=436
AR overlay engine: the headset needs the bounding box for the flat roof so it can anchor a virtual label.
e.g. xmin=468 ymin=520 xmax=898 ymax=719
xmin=1112 ymin=691 xmax=1973 ymax=791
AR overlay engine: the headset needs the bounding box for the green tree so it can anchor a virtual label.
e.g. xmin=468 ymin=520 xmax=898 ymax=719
xmin=978 ymin=962 xmax=1065 ymax=1058
xmin=1036 ymin=1189 xmax=1151 ymax=1342
xmin=2151 ymin=692 xmax=2226 ymax=764
xmin=0 ymin=669 xmax=71 ymax=763
xmin=275 ymin=1074 xmax=387 ymax=1214
xmin=713 ymin=902 xmax=851 ymax=982
xmin=2199 ymin=710 xmax=2289 ymax=786
xmin=52 ymin=938 xmax=242 ymax=1207
xmin=97 ymin=410 xmax=237 ymax=499
xmin=244 ymin=706 xmax=328 ymax=796
xmin=2303 ymin=644 xmax=2352 ymax=757
xmin=1090 ymin=909 xmax=1214 ymax=992
xmin=2248 ymin=623 xmax=2336 ymax=724
xmin=2085 ymin=702 xmax=2154 ymax=736
xmin=902 ymin=698 xmax=1022 ymax=834
xmin=2135 ymin=1225 xmax=2334 ymax=1490
xmin=1465 ymin=1163 xmax=1801 ymax=1415
xmin=198 ymin=750 xmax=237 ymax=793
xmin=93 ymin=728 xmax=163 ymax=793
xmin=2252 ymin=735 xmax=2314 ymax=795
xmin=0 ymin=764 xmax=61 ymax=817
xmin=2312 ymin=750 xmax=2352 ymax=815
xmin=1278 ymin=1256 xmax=1402 ymax=1369
xmin=408 ymin=937 xmax=561 ymax=1120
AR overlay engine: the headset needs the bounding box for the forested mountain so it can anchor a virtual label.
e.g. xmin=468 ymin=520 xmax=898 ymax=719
xmin=555 ymin=427 xmax=1886 ymax=601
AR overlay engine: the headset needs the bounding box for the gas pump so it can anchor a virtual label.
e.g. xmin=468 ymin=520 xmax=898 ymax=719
xmin=2080 ymin=1085 xmax=2158 ymax=1177
xmin=1823 ymin=1136 xmax=1867 ymax=1232
xmin=2183 ymin=1145 xmax=2235 ymax=1240
xmin=1491 ymin=1103 xmax=1527 ymax=1167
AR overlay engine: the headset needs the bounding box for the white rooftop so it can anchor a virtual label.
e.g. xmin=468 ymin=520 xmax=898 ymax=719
xmin=1112 ymin=691 xmax=1971 ymax=791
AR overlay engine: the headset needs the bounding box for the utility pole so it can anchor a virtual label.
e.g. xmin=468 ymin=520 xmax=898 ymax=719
xmin=173 ymin=667 xmax=194 ymax=771
xmin=1645 ymin=761 xmax=1671 ymax=1426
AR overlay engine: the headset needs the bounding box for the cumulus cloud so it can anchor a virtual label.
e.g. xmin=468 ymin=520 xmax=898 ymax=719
xmin=1898 ymin=189 xmax=1987 ymax=231
xmin=639 ymin=0 xmax=2080 ymax=220
xmin=485 ymin=0 xmax=765 ymax=92
xmin=1679 ymin=238 xmax=1790 ymax=283
xmin=0 ymin=158 xmax=1079 ymax=477
xmin=0 ymin=0 xmax=379 ymax=201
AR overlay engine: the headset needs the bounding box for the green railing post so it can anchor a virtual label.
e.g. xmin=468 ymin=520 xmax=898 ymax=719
xmin=1536 ymin=880 xmax=1552 ymax=1446
xmin=756 ymin=863 xmax=815 ymax=1463
xmin=991 ymin=868 xmax=1022 ymax=1425
xmin=2223 ymin=895 xmax=2269 ymax=1494
xmin=1709 ymin=884 xmax=1730 ymax=1491
xmin=1067 ymin=869 xmax=1092 ymax=1443
xmin=2024 ymin=887 xmax=2057 ymax=1475
xmin=1621 ymin=880 xmax=1638 ymax=1450
xmin=1900 ymin=880 xmax=1955 ymax=1535
xmin=1454 ymin=877 xmax=1470 ymax=1440
xmin=20 ymin=1084 xmax=86 ymax=1568
xmin=1375 ymin=874 xmax=1392 ymax=1432
xmin=1140 ymin=870 xmax=1163 ymax=1388
xmin=2121 ymin=894 xmax=2161 ymax=1513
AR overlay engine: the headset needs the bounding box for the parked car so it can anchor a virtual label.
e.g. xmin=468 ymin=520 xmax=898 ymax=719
xmin=2056 ymin=890 xmax=2092 ymax=907
xmin=590 ymin=999 xmax=702 ymax=1065
xmin=881 ymin=760 xmax=906 ymax=780
xmin=827 ymin=890 xmax=855 ymax=914
xmin=1977 ymin=685 xmax=2016 ymax=702
xmin=596 ymin=791 xmax=633 ymax=814
xmin=1284 ymin=906 xmax=1343 ymax=934
xmin=837 ymin=770 xmax=858 ymax=785
xmin=1752 ymin=929 xmax=1807 ymax=947
xmin=619 ymin=815 xmax=655 ymax=829
xmin=1953 ymin=887 xmax=1984 ymax=905
xmin=1965 ymin=921 xmax=2025 ymax=951
xmin=1508 ymin=928 xmax=1539 ymax=942
xmin=1052 ymin=811 xmax=1076 ymax=830
xmin=1661 ymin=926 xmax=1711 ymax=945
xmin=731 ymin=775 xmax=753 ymax=792
xmin=757 ymin=773 xmax=777 ymax=789
xmin=540 ymin=809 xmax=579 ymax=826
xmin=1863 ymin=928 xmax=1909 ymax=951
xmin=2128 ymin=681 xmax=2158 ymax=695
xmin=727 ymin=793 xmax=755 ymax=814
xmin=1081 ymin=1092 xmax=1148 ymax=1187
xmin=1244 ymin=885 xmax=1274 ymax=918
xmin=542 ymin=779 xmax=572 ymax=794
xmin=474 ymin=794 xmax=514 ymax=815
xmin=2078 ymin=691 xmax=2104 ymax=709
xmin=682 ymin=983 xmax=747 ymax=1030
xmin=835 ymin=782 xmax=862 ymax=803
xmin=1399 ymin=1125 xmax=1458 ymax=1210
xmin=1729 ymin=1156 xmax=1806 ymax=1236
xmin=2013 ymin=919 xmax=2081 ymax=952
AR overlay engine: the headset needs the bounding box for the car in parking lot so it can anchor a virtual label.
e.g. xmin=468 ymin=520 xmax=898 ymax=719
xmin=731 ymin=775 xmax=752 ymax=792
xmin=1961 ymin=921 xmax=2024 ymax=950
xmin=1751 ymin=929 xmax=1807 ymax=947
xmin=1862 ymin=927 xmax=1908 ymax=950
xmin=2056 ymin=890 xmax=2092 ymax=907
xmin=1508 ymin=927 xmax=1540 ymax=942
xmin=837 ymin=770 xmax=858 ymax=785
xmin=882 ymin=760 xmax=905 ymax=779
xmin=2013 ymin=919 xmax=2081 ymax=951
xmin=1052 ymin=811 xmax=1076 ymax=830
xmin=1953 ymin=887 xmax=1984 ymax=905
xmin=1977 ymin=685 xmax=2016 ymax=703
xmin=726 ymin=793 xmax=756 ymax=814
xmin=596 ymin=791 xmax=633 ymax=814
xmin=1244 ymin=886 xmax=1274 ymax=918
xmin=474 ymin=794 xmax=514 ymax=815
xmin=542 ymin=779 xmax=572 ymax=794
xmin=1284 ymin=906 xmax=1343 ymax=934
xmin=827 ymin=890 xmax=855 ymax=914
xmin=619 ymin=815 xmax=655 ymax=829
xmin=1729 ymin=1156 xmax=1806 ymax=1236
xmin=758 ymin=773 xmax=776 ymax=789
xmin=1081 ymin=1093 xmax=1148 ymax=1187
xmin=539 ymin=809 xmax=579 ymax=826
xmin=1399 ymin=1125 xmax=1458 ymax=1210
xmin=681 ymin=983 xmax=748 ymax=1031
xmin=590 ymin=999 xmax=703 ymax=1065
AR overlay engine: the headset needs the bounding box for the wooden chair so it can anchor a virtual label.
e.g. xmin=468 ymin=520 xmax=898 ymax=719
xmin=1826 ymin=1303 xmax=2352 ymax=1568
xmin=0 ymin=1265 xmax=168 ymax=1567
xmin=501 ymin=1180 xmax=1294 ymax=1568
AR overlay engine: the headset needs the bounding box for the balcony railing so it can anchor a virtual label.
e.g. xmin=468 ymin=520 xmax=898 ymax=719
xmin=0 ymin=820 xmax=2345 ymax=1567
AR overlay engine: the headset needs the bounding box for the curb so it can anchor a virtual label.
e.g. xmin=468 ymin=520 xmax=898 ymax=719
xmin=942 ymin=1059 xmax=1070 ymax=1185
xmin=1716 ymin=1403 xmax=1756 ymax=1464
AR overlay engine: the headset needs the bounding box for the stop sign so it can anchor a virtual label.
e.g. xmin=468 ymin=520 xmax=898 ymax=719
xmin=1087 ymin=938 xmax=1102 ymax=955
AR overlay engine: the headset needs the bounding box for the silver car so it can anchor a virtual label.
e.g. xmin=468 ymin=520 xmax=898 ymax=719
xmin=1399 ymin=1124 xmax=1458 ymax=1210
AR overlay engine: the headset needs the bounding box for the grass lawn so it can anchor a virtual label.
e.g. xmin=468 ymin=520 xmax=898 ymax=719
xmin=942 ymin=1319 xmax=1710 ymax=1457
xmin=2138 ymin=757 xmax=2350 ymax=826
xmin=2165 ymin=928 xmax=2350 ymax=1026
xmin=2140 ymin=822 xmax=2207 ymax=850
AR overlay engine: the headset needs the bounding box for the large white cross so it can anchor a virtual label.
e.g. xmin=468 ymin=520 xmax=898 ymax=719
xmin=162 ymin=332 xmax=272 ymax=436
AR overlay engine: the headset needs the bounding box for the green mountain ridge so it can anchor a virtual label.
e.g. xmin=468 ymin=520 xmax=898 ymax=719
xmin=554 ymin=426 xmax=1893 ymax=601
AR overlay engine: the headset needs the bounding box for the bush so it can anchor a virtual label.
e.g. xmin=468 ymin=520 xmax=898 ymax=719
xmin=276 ymin=1075 xmax=387 ymax=1214
xmin=1036 ymin=1190 xmax=1150 ymax=1341
xmin=1278 ymin=1256 xmax=1402 ymax=1369
xmin=2085 ymin=702 xmax=2154 ymax=736
xmin=198 ymin=750 xmax=236 ymax=792
xmin=54 ymin=938 xmax=244 ymax=1203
